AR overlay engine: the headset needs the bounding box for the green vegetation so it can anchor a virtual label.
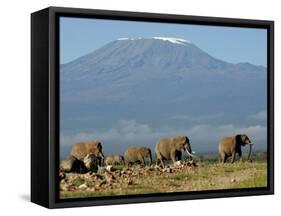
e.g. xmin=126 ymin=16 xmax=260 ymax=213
xmin=71 ymin=177 xmax=85 ymax=186
xmin=112 ymin=164 xmax=125 ymax=171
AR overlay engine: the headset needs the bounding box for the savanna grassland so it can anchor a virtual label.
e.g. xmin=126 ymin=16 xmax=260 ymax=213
xmin=60 ymin=158 xmax=267 ymax=199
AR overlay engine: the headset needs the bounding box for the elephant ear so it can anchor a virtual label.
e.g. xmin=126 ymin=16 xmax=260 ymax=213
xmin=172 ymin=136 xmax=180 ymax=143
xmin=97 ymin=141 xmax=102 ymax=150
xmin=236 ymin=134 xmax=244 ymax=146
xmin=174 ymin=136 xmax=186 ymax=145
xmin=184 ymin=136 xmax=189 ymax=144
xmin=181 ymin=136 xmax=189 ymax=146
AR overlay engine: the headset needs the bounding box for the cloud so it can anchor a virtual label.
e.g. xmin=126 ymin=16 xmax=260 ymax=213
xmin=170 ymin=113 xmax=223 ymax=122
xmin=186 ymin=124 xmax=266 ymax=143
xmin=60 ymin=120 xmax=162 ymax=146
xmin=250 ymin=111 xmax=267 ymax=121
xmin=60 ymin=119 xmax=266 ymax=149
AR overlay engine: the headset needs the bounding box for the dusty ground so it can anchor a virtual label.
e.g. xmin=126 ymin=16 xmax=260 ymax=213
xmin=59 ymin=161 xmax=267 ymax=199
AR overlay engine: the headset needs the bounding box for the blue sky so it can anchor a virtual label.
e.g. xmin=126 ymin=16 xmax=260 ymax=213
xmin=60 ymin=17 xmax=267 ymax=66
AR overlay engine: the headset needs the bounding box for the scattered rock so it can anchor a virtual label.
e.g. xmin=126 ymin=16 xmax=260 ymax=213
xmin=114 ymin=170 xmax=121 ymax=177
xmin=105 ymin=171 xmax=115 ymax=183
xmin=60 ymin=160 xmax=202 ymax=193
xmin=86 ymin=187 xmax=95 ymax=192
xmin=78 ymin=183 xmax=88 ymax=189
xmin=97 ymin=166 xmax=107 ymax=175
xmin=96 ymin=180 xmax=106 ymax=188
xmin=60 ymin=184 xmax=68 ymax=191
xmin=106 ymin=165 xmax=113 ymax=172
xmin=163 ymin=167 xmax=172 ymax=173
xmin=59 ymin=171 xmax=66 ymax=180
xmin=174 ymin=161 xmax=182 ymax=166
xmin=125 ymin=179 xmax=133 ymax=186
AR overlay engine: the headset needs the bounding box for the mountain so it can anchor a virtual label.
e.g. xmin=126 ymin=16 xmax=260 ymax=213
xmin=60 ymin=37 xmax=267 ymax=157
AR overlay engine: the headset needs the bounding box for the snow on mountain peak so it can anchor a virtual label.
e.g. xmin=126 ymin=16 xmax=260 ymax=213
xmin=152 ymin=37 xmax=191 ymax=45
xmin=117 ymin=37 xmax=142 ymax=41
xmin=116 ymin=37 xmax=191 ymax=46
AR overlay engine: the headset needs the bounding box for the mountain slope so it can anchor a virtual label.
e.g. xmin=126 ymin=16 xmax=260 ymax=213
xmin=61 ymin=37 xmax=265 ymax=101
xmin=60 ymin=37 xmax=267 ymax=156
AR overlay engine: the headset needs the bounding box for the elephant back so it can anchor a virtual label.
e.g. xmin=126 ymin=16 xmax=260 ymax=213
xmin=105 ymin=155 xmax=114 ymax=165
xmin=218 ymin=136 xmax=235 ymax=151
xmin=71 ymin=141 xmax=102 ymax=160
xmin=124 ymin=147 xmax=136 ymax=162
xmin=155 ymin=138 xmax=172 ymax=157
xmin=113 ymin=155 xmax=124 ymax=163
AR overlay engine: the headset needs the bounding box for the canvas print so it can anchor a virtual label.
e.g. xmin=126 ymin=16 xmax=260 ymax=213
xmin=59 ymin=17 xmax=268 ymax=199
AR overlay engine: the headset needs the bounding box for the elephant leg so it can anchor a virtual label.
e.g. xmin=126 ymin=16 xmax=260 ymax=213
xmin=175 ymin=150 xmax=182 ymax=161
xmin=231 ymin=152 xmax=236 ymax=163
xmin=137 ymin=154 xmax=145 ymax=166
xmin=125 ymin=161 xmax=130 ymax=168
xmin=170 ymin=151 xmax=177 ymax=164
xmin=157 ymin=153 xmax=165 ymax=168
xmin=218 ymin=154 xmax=223 ymax=163
xmin=238 ymin=150 xmax=243 ymax=162
xmin=160 ymin=159 xmax=165 ymax=168
xmin=222 ymin=154 xmax=227 ymax=163
xmin=155 ymin=158 xmax=159 ymax=166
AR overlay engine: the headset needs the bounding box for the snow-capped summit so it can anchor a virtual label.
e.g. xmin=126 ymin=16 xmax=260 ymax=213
xmin=117 ymin=37 xmax=141 ymax=41
xmin=152 ymin=37 xmax=191 ymax=45
xmin=116 ymin=37 xmax=191 ymax=46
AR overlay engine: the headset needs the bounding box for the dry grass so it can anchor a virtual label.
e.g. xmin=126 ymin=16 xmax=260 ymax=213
xmin=60 ymin=161 xmax=267 ymax=199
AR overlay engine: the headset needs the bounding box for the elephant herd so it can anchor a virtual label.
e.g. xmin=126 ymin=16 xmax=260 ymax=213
xmin=60 ymin=134 xmax=253 ymax=173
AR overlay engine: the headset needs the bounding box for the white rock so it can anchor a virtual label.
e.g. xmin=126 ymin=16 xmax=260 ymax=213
xmin=106 ymin=165 xmax=113 ymax=172
xmin=174 ymin=161 xmax=182 ymax=166
xmin=78 ymin=183 xmax=88 ymax=189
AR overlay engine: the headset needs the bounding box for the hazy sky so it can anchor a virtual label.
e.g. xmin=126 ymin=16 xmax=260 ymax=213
xmin=60 ymin=17 xmax=267 ymax=66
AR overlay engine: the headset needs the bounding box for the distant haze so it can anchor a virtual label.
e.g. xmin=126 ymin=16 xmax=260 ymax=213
xmin=60 ymin=37 xmax=267 ymax=159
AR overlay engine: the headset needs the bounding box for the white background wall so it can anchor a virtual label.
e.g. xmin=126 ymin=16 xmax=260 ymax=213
xmin=0 ymin=0 xmax=279 ymax=215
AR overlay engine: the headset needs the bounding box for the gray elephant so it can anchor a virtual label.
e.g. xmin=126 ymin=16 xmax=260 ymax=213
xmin=124 ymin=147 xmax=152 ymax=166
xmin=155 ymin=135 xmax=195 ymax=167
xmin=105 ymin=155 xmax=124 ymax=166
xmin=60 ymin=154 xmax=99 ymax=173
xmin=70 ymin=140 xmax=104 ymax=166
xmin=60 ymin=155 xmax=87 ymax=173
xmin=218 ymin=134 xmax=253 ymax=163
xmin=83 ymin=153 xmax=99 ymax=172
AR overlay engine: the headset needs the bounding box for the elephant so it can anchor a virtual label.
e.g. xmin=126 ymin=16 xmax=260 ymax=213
xmin=218 ymin=134 xmax=253 ymax=163
xmin=60 ymin=154 xmax=99 ymax=173
xmin=175 ymin=150 xmax=182 ymax=161
xmin=155 ymin=135 xmax=195 ymax=167
xmin=105 ymin=155 xmax=124 ymax=166
xmin=124 ymin=147 xmax=152 ymax=166
xmin=70 ymin=140 xmax=104 ymax=166
xmin=83 ymin=153 xmax=99 ymax=172
xmin=60 ymin=155 xmax=88 ymax=173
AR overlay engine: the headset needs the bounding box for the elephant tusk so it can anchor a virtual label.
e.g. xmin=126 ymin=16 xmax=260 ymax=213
xmin=185 ymin=149 xmax=196 ymax=158
xmin=185 ymin=149 xmax=201 ymax=163
xmin=248 ymin=142 xmax=254 ymax=145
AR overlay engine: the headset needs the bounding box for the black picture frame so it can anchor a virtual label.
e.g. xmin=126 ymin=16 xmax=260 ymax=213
xmin=31 ymin=6 xmax=274 ymax=208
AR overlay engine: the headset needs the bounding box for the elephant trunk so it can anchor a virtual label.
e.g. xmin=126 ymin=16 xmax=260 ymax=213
xmin=99 ymin=152 xmax=105 ymax=166
xmin=148 ymin=151 xmax=152 ymax=166
xmin=247 ymin=143 xmax=253 ymax=162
